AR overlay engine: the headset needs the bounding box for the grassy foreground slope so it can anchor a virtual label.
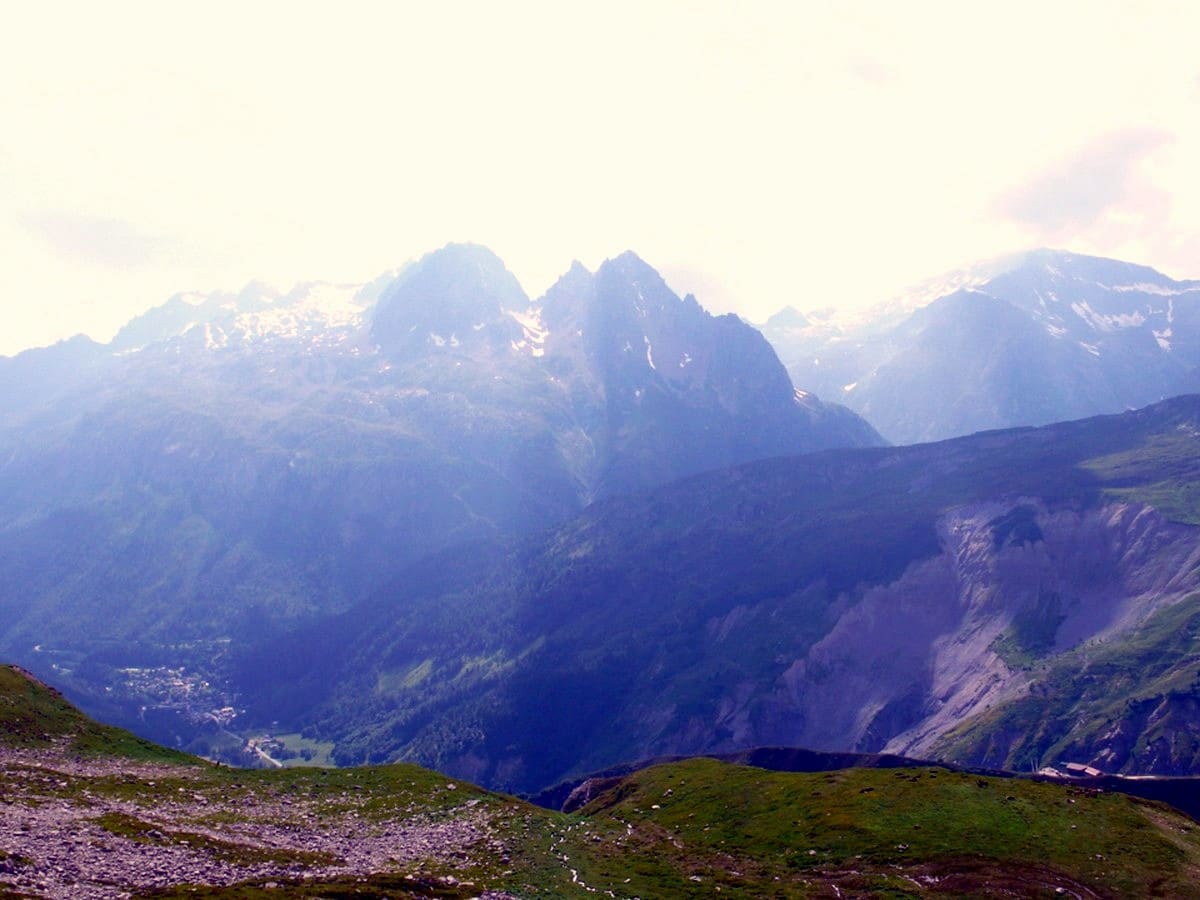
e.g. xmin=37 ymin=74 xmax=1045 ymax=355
xmin=575 ymin=758 xmax=1200 ymax=898
xmin=6 ymin=665 xmax=1200 ymax=898
xmin=0 ymin=664 xmax=191 ymax=763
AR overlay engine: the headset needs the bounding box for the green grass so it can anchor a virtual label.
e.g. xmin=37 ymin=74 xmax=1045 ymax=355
xmin=268 ymin=731 xmax=336 ymax=767
xmin=0 ymin=665 xmax=192 ymax=763
xmin=1105 ymin=480 xmax=1200 ymax=526
xmin=572 ymin=758 xmax=1200 ymax=897
xmin=1085 ymin=430 xmax=1200 ymax=524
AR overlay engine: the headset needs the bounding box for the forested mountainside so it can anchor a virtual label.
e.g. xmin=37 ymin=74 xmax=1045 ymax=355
xmin=241 ymin=396 xmax=1200 ymax=793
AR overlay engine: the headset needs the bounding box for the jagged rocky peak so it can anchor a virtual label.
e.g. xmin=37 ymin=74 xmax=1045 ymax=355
xmin=559 ymin=258 xmax=593 ymax=285
xmin=592 ymin=251 xmax=714 ymax=340
xmin=603 ymin=252 xmax=705 ymax=339
xmin=596 ymin=250 xmax=673 ymax=305
xmin=539 ymin=252 xmax=700 ymax=386
xmin=525 ymin=261 xmax=591 ymax=371
xmin=540 ymin=250 xmax=848 ymax=428
xmin=539 ymin=260 xmax=595 ymax=330
xmin=371 ymin=242 xmax=528 ymax=353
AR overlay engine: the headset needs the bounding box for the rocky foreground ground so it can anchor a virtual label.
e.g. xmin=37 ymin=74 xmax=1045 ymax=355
xmin=0 ymin=741 xmax=529 ymax=899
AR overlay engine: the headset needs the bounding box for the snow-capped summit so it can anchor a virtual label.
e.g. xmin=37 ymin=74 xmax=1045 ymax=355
xmin=966 ymin=249 xmax=1200 ymax=357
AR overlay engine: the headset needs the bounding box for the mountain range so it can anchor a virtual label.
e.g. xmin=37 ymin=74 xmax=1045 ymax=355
xmin=8 ymin=241 xmax=1200 ymax=811
xmin=762 ymin=249 xmax=1200 ymax=443
xmin=0 ymin=243 xmax=877 ymax=747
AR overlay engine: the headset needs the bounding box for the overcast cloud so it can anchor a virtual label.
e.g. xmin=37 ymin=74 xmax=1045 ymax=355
xmin=996 ymin=129 xmax=1173 ymax=239
xmin=18 ymin=212 xmax=172 ymax=270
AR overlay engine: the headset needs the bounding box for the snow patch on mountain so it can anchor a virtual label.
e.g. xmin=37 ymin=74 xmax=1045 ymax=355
xmin=1155 ymin=298 xmax=1176 ymax=350
xmin=763 ymin=248 xmax=1200 ymax=445
xmin=116 ymin=281 xmax=373 ymax=353
xmin=204 ymin=324 xmax=228 ymax=351
xmin=788 ymin=251 xmax=1198 ymax=341
xmin=230 ymin=283 xmax=366 ymax=344
xmin=633 ymin=287 xmax=649 ymax=319
xmin=506 ymin=307 xmax=549 ymax=358
xmin=1069 ymin=301 xmax=1147 ymax=333
xmin=1108 ymin=282 xmax=1196 ymax=297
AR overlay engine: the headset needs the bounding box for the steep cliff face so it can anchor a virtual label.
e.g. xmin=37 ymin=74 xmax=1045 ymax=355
xmin=931 ymin=579 xmax=1200 ymax=776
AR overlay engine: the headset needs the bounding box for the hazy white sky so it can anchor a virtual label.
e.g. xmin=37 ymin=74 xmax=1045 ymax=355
xmin=2 ymin=1 xmax=1199 ymax=355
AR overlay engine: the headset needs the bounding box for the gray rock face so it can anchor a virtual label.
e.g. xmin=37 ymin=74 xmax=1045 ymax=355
xmin=763 ymin=249 xmax=1200 ymax=443
xmin=532 ymin=250 xmax=882 ymax=496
